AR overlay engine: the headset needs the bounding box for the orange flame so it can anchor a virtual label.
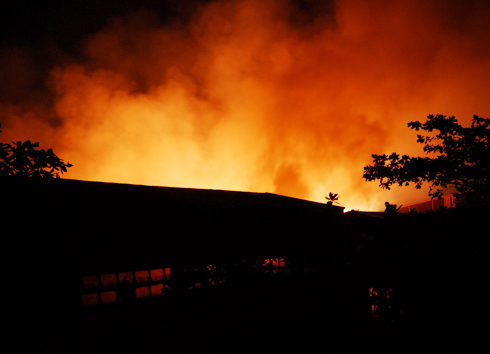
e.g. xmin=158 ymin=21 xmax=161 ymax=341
xmin=1 ymin=0 xmax=489 ymax=211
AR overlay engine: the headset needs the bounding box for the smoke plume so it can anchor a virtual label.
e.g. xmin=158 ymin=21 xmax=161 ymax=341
xmin=1 ymin=0 xmax=489 ymax=210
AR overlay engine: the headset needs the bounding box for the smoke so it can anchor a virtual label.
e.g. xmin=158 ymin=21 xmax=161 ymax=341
xmin=1 ymin=0 xmax=490 ymax=210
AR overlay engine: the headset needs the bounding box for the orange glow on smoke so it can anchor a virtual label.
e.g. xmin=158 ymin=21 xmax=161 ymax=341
xmin=1 ymin=0 xmax=490 ymax=211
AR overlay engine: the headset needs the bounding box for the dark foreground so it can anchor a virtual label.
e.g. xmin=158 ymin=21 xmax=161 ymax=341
xmin=1 ymin=179 xmax=489 ymax=352
xmin=4 ymin=264 xmax=488 ymax=354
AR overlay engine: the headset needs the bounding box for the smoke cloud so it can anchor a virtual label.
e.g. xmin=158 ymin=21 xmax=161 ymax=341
xmin=1 ymin=0 xmax=489 ymax=210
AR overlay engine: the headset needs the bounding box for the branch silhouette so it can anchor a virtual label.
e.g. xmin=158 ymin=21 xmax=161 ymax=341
xmin=0 ymin=123 xmax=73 ymax=178
xmin=363 ymin=114 xmax=490 ymax=206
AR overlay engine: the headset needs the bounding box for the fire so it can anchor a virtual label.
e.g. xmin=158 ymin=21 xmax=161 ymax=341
xmin=1 ymin=0 xmax=489 ymax=211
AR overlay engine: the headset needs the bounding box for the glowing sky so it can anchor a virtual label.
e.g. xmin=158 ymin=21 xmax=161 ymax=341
xmin=1 ymin=0 xmax=489 ymax=211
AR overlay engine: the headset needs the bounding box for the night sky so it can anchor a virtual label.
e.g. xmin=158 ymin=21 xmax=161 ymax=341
xmin=1 ymin=0 xmax=489 ymax=210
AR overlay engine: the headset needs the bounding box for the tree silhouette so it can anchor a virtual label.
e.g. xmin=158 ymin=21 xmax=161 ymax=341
xmin=325 ymin=192 xmax=340 ymax=205
xmin=0 ymin=123 xmax=72 ymax=178
xmin=363 ymin=114 xmax=490 ymax=205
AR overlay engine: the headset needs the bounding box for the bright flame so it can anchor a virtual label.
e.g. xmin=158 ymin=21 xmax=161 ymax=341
xmin=1 ymin=0 xmax=489 ymax=211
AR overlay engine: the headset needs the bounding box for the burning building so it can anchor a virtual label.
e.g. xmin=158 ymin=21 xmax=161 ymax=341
xmin=1 ymin=177 xmax=344 ymax=310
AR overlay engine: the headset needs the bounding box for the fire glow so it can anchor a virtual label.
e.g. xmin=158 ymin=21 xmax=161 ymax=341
xmin=1 ymin=0 xmax=489 ymax=211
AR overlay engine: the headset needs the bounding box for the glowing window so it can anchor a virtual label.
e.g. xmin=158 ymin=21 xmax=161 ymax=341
xmin=100 ymin=291 xmax=117 ymax=304
xmin=118 ymin=272 xmax=134 ymax=284
xmin=150 ymin=269 xmax=164 ymax=281
xmin=82 ymin=293 xmax=98 ymax=306
xmin=135 ymin=286 xmax=150 ymax=299
xmin=82 ymin=275 xmax=99 ymax=289
xmin=100 ymin=274 xmax=117 ymax=287
xmin=150 ymin=283 xmax=164 ymax=296
xmin=134 ymin=270 xmax=149 ymax=284
xmin=81 ymin=267 xmax=172 ymax=306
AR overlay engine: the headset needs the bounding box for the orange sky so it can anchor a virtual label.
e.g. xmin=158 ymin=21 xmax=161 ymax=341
xmin=1 ymin=0 xmax=489 ymax=211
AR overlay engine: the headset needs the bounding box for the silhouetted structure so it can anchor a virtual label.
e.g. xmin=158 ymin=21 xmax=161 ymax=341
xmin=3 ymin=177 xmax=487 ymax=353
xmin=1 ymin=177 xmax=345 ymax=308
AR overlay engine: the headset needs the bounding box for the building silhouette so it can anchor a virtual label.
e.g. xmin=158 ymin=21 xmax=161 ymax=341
xmin=1 ymin=177 xmax=345 ymax=309
xmin=3 ymin=177 xmax=485 ymax=353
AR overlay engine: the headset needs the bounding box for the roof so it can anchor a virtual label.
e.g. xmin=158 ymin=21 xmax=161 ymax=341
xmin=1 ymin=177 xmax=344 ymax=273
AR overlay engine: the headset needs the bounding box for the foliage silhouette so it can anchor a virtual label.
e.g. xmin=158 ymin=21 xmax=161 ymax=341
xmin=0 ymin=123 xmax=72 ymax=177
xmin=325 ymin=192 xmax=340 ymax=205
xmin=363 ymin=114 xmax=490 ymax=205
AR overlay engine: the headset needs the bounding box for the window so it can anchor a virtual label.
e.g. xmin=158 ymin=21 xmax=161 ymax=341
xmin=81 ymin=267 xmax=171 ymax=306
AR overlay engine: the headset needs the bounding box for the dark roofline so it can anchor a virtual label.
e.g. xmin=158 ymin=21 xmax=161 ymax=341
xmin=31 ymin=177 xmax=345 ymax=213
xmin=63 ymin=178 xmax=339 ymax=206
xmin=1 ymin=177 xmax=345 ymax=273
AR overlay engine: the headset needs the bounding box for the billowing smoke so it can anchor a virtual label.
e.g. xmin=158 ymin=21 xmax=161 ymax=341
xmin=1 ymin=0 xmax=489 ymax=210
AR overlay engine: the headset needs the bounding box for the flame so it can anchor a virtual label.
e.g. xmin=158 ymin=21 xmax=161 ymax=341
xmin=1 ymin=0 xmax=489 ymax=211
